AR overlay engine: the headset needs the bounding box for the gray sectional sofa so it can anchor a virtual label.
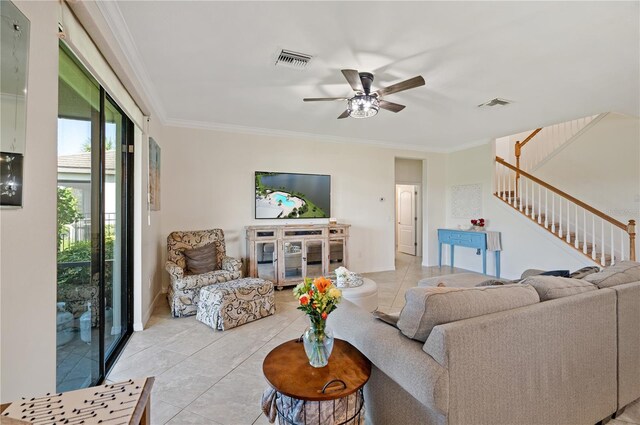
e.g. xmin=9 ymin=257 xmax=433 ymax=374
xmin=329 ymin=261 xmax=640 ymax=425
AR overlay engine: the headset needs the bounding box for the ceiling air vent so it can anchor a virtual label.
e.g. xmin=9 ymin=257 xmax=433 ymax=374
xmin=275 ymin=49 xmax=313 ymax=70
xmin=478 ymin=98 xmax=512 ymax=108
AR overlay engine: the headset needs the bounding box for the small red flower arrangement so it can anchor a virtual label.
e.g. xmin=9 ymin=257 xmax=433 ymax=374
xmin=470 ymin=218 xmax=485 ymax=227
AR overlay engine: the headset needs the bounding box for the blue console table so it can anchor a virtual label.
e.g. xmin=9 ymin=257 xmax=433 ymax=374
xmin=438 ymin=229 xmax=501 ymax=278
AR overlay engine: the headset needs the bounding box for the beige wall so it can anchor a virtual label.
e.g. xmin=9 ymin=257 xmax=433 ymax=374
xmin=0 ymin=0 xmax=59 ymax=402
xmin=395 ymin=157 xmax=423 ymax=184
xmin=159 ymin=125 xmax=447 ymax=290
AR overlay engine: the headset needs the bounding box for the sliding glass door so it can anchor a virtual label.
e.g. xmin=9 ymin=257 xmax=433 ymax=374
xmin=57 ymin=44 xmax=133 ymax=391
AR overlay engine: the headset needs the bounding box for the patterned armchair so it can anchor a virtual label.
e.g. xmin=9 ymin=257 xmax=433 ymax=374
xmin=166 ymin=229 xmax=242 ymax=317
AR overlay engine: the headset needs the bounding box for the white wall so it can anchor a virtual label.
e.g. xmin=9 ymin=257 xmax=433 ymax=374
xmin=445 ymin=143 xmax=595 ymax=279
xmin=534 ymin=113 xmax=640 ymax=229
xmin=0 ymin=0 xmax=58 ymax=402
xmin=136 ymin=118 xmax=165 ymax=330
xmin=159 ymin=125 xmax=447 ymax=290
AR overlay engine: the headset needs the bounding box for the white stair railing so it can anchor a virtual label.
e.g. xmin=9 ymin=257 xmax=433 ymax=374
xmin=495 ymin=157 xmax=636 ymax=266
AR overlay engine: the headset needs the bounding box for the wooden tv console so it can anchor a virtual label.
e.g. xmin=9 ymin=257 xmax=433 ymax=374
xmin=246 ymin=223 xmax=350 ymax=288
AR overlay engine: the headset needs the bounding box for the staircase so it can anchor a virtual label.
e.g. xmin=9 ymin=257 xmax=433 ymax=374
xmin=495 ymin=156 xmax=636 ymax=266
xmin=496 ymin=114 xmax=602 ymax=172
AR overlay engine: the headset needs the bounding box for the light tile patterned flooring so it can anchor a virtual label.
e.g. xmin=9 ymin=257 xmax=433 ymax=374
xmin=108 ymin=254 xmax=640 ymax=425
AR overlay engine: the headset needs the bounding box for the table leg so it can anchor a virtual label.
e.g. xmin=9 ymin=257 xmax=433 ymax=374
xmin=482 ymin=249 xmax=487 ymax=275
xmin=450 ymin=245 xmax=454 ymax=268
xmin=495 ymin=251 xmax=501 ymax=278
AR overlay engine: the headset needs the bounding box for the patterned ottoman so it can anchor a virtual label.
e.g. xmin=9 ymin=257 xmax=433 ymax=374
xmin=196 ymin=278 xmax=275 ymax=331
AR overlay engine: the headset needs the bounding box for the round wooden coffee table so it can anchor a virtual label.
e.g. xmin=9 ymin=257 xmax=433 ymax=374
xmin=263 ymin=338 xmax=371 ymax=424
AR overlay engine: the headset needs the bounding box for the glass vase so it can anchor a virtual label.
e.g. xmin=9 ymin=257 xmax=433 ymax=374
xmin=303 ymin=318 xmax=334 ymax=368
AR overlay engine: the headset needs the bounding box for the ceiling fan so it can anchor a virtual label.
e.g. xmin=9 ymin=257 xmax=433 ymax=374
xmin=303 ymin=69 xmax=425 ymax=119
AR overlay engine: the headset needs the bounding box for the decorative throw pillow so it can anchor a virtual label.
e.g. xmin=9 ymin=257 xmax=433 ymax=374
xmin=539 ymin=270 xmax=571 ymax=278
xmin=520 ymin=275 xmax=597 ymax=301
xmin=397 ymin=284 xmax=540 ymax=342
xmin=183 ymin=243 xmax=218 ymax=274
xmin=584 ymin=261 xmax=640 ymax=288
xmin=570 ymin=266 xmax=601 ymax=279
xmin=372 ymin=310 xmax=399 ymax=328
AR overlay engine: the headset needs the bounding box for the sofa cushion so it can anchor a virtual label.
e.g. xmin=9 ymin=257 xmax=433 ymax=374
xmin=583 ymin=261 xmax=640 ymax=288
xmin=520 ymin=275 xmax=597 ymax=301
xmin=183 ymin=242 xmax=218 ymax=274
xmin=397 ymin=284 xmax=540 ymax=342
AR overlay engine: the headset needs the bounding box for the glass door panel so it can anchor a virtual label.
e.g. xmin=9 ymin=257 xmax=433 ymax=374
xmin=283 ymin=241 xmax=303 ymax=280
xmin=304 ymin=240 xmax=324 ymax=278
xmin=103 ymin=96 xmax=125 ymax=358
xmin=57 ymin=44 xmax=133 ymax=392
xmin=56 ymin=46 xmax=100 ymax=392
xmin=256 ymin=241 xmax=276 ymax=281
xmin=328 ymin=239 xmax=345 ymax=273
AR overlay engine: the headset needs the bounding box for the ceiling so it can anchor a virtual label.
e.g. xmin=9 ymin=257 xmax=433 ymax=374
xmin=100 ymin=1 xmax=639 ymax=152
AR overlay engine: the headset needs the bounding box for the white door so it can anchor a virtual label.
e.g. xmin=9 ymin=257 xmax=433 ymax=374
xmin=397 ymin=185 xmax=416 ymax=255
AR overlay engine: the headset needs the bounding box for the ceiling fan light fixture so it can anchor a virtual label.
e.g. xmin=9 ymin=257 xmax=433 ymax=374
xmin=348 ymin=95 xmax=379 ymax=118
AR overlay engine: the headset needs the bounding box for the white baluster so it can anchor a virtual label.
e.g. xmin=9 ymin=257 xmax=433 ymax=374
xmin=601 ymin=220 xmax=606 ymax=266
xmin=544 ymin=189 xmax=548 ymax=228
xmin=582 ymin=210 xmax=588 ymax=254
xmin=525 ymin=179 xmax=529 ymax=216
xmin=519 ymin=178 xmax=523 ymax=212
xmin=551 ymin=194 xmax=556 ymax=233
xmin=592 ymin=215 xmax=597 ymax=261
xmin=621 ymin=229 xmax=625 ymax=261
xmin=507 ymin=175 xmax=513 ymax=205
xmin=537 ymin=185 xmax=542 ymax=224
xmin=611 ymin=224 xmax=615 ymax=265
xmin=502 ymin=169 xmax=506 ymax=201
xmin=566 ymin=201 xmax=571 ymax=243
xmin=558 ymin=197 xmax=563 ymax=238
xmin=532 ymin=183 xmax=538 ymax=221
xmin=574 ymin=205 xmax=579 ymax=249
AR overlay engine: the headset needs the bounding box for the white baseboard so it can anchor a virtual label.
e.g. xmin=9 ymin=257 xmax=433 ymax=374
xmin=133 ymin=289 xmax=165 ymax=331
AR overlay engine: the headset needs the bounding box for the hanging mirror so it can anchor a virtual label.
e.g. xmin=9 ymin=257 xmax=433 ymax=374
xmin=1 ymin=0 xmax=29 ymax=207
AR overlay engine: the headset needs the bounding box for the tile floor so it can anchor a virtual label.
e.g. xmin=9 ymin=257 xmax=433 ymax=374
xmin=107 ymin=254 xmax=640 ymax=425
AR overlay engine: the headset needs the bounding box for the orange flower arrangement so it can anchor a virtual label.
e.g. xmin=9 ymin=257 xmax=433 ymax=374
xmin=293 ymin=277 xmax=342 ymax=326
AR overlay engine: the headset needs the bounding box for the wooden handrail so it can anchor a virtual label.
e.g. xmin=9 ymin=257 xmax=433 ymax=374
xmin=495 ymin=156 xmax=628 ymax=231
xmin=518 ymin=128 xmax=542 ymax=149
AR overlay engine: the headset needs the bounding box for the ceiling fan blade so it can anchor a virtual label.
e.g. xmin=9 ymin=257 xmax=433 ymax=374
xmin=303 ymin=97 xmax=348 ymax=102
xmin=341 ymin=69 xmax=363 ymax=92
xmin=375 ymin=76 xmax=425 ymax=97
xmin=379 ymin=100 xmax=406 ymax=113
xmin=337 ymin=110 xmax=350 ymax=119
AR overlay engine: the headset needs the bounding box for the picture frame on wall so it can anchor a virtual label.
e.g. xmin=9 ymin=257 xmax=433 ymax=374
xmin=0 ymin=152 xmax=24 ymax=208
xmin=148 ymin=137 xmax=161 ymax=211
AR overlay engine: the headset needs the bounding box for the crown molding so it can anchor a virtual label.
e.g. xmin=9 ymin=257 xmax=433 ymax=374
xmin=162 ymin=117 xmax=479 ymax=153
xmin=94 ymin=1 xmax=167 ymax=123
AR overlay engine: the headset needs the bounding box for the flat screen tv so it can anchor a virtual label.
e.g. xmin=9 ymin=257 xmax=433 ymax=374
xmin=255 ymin=171 xmax=331 ymax=219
